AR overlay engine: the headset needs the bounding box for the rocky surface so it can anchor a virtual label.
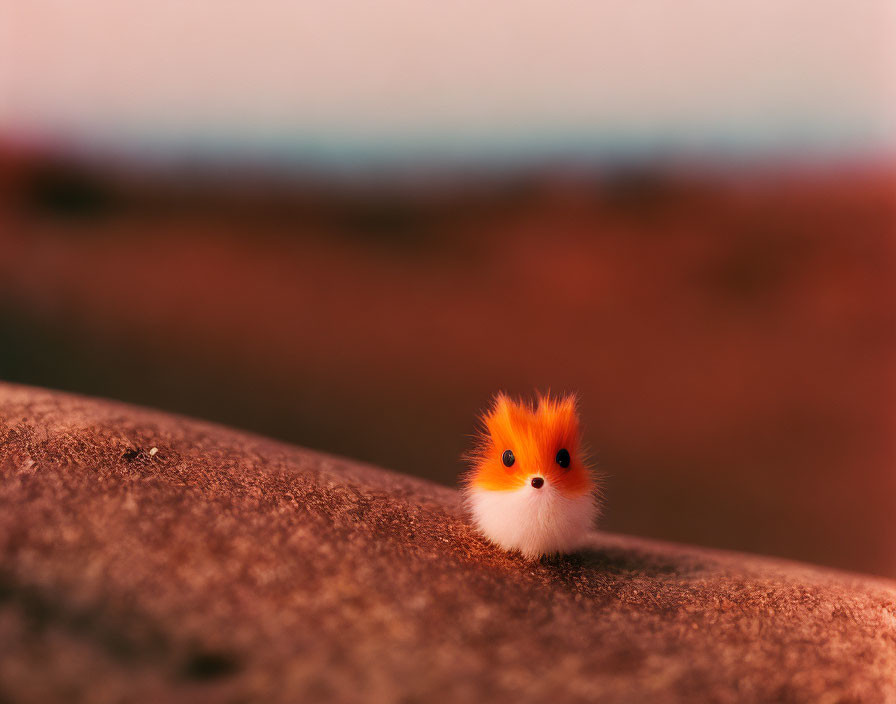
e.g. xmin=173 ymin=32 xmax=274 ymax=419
xmin=1 ymin=383 xmax=895 ymax=703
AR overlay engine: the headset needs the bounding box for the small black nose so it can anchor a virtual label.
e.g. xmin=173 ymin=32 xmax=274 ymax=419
xmin=531 ymin=477 xmax=544 ymax=489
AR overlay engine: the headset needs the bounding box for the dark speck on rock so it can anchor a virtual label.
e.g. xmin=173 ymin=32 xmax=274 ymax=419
xmin=180 ymin=650 xmax=240 ymax=681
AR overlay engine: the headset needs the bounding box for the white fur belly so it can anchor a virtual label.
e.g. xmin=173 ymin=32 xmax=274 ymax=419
xmin=466 ymin=486 xmax=597 ymax=558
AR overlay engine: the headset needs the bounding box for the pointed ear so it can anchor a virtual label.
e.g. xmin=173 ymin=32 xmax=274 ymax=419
xmin=558 ymin=394 xmax=580 ymax=433
xmin=536 ymin=393 xmax=580 ymax=441
xmin=483 ymin=393 xmax=529 ymax=444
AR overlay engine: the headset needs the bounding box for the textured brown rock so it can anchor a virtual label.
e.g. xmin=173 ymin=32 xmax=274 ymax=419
xmin=1 ymin=383 xmax=895 ymax=703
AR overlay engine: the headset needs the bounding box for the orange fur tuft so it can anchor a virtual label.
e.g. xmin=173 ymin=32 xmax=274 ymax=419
xmin=465 ymin=392 xmax=593 ymax=498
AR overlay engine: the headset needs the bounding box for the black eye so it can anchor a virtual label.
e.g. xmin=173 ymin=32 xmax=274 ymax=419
xmin=502 ymin=449 xmax=515 ymax=467
xmin=556 ymin=448 xmax=571 ymax=468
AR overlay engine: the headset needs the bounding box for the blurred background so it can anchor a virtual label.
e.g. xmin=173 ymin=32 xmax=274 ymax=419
xmin=1 ymin=1 xmax=895 ymax=577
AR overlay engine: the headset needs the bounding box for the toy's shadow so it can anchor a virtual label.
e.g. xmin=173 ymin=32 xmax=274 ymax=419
xmin=539 ymin=545 xmax=697 ymax=579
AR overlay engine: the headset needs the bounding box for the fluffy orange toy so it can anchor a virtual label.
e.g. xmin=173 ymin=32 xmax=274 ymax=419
xmin=463 ymin=393 xmax=599 ymax=558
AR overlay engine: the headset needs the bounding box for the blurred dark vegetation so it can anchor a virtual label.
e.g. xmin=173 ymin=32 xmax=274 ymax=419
xmin=1 ymin=141 xmax=895 ymax=577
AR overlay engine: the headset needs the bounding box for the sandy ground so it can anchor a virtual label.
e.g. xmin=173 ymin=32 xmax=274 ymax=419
xmin=2 ymin=383 xmax=896 ymax=703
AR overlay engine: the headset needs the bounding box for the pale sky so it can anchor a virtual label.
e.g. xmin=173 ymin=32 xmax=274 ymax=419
xmin=2 ymin=0 xmax=895 ymax=162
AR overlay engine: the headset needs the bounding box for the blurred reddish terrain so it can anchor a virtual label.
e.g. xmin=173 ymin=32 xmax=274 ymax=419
xmin=1 ymin=143 xmax=895 ymax=577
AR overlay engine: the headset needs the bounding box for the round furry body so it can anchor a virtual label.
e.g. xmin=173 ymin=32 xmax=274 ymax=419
xmin=464 ymin=393 xmax=599 ymax=558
